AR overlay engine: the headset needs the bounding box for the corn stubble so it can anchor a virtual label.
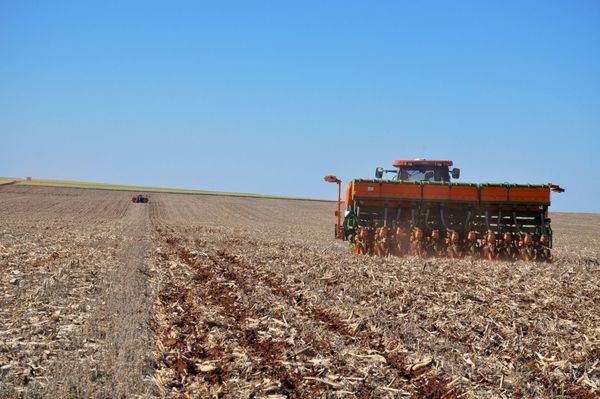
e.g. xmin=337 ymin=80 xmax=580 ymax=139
xmin=0 ymin=186 xmax=598 ymax=398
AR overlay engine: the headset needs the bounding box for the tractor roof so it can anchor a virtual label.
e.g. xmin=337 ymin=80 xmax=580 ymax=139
xmin=392 ymin=159 xmax=453 ymax=167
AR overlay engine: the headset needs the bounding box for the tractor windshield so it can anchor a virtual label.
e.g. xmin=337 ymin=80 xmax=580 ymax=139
xmin=398 ymin=166 xmax=450 ymax=182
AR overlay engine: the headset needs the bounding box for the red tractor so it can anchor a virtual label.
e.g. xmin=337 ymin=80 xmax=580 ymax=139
xmin=131 ymin=194 xmax=149 ymax=203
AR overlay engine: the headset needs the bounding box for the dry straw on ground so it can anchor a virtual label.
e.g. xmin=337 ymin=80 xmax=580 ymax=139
xmin=0 ymin=186 xmax=598 ymax=398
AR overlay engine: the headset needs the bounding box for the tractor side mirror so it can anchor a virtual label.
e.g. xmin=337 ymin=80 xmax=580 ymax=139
xmin=451 ymin=168 xmax=460 ymax=179
xmin=375 ymin=167 xmax=384 ymax=179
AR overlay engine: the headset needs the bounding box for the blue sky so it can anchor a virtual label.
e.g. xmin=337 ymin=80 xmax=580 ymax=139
xmin=1 ymin=1 xmax=598 ymax=212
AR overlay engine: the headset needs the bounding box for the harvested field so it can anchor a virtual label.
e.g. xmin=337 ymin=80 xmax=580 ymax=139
xmin=0 ymin=185 xmax=599 ymax=398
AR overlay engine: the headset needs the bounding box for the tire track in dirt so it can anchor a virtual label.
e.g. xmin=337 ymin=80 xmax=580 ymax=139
xmin=97 ymin=203 xmax=156 ymax=397
xmin=42 ymin=203 xmax=157 ymax=398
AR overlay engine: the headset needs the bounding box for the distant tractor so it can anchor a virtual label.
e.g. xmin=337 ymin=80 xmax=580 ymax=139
xmin=131 ymin=194 xmax=149 ymax=203
xmin=333 ymin=159 xmax=564 ymax=262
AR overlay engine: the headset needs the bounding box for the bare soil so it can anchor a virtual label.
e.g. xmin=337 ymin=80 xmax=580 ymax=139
xmin=0 ymin=186 xmax=598 ymax=398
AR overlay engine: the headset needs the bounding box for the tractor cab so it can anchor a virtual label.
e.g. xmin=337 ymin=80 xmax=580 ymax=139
xmin=376 ymin=159 xmax=460 ymax=182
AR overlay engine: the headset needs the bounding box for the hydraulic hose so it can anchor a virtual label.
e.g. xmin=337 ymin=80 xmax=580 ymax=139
xmin=440 ymin=208 xmax=449 ymax=230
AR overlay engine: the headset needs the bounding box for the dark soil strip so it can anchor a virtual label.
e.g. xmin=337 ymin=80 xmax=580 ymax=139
xmin=209 ymin=246 xmax=460 ymax=398
xmin=156 ymin=233 xmax=321 ymax=397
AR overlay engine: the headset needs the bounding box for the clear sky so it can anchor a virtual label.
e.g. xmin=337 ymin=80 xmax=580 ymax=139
xmin=1 ymin=1 xmax=599 ymax=212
